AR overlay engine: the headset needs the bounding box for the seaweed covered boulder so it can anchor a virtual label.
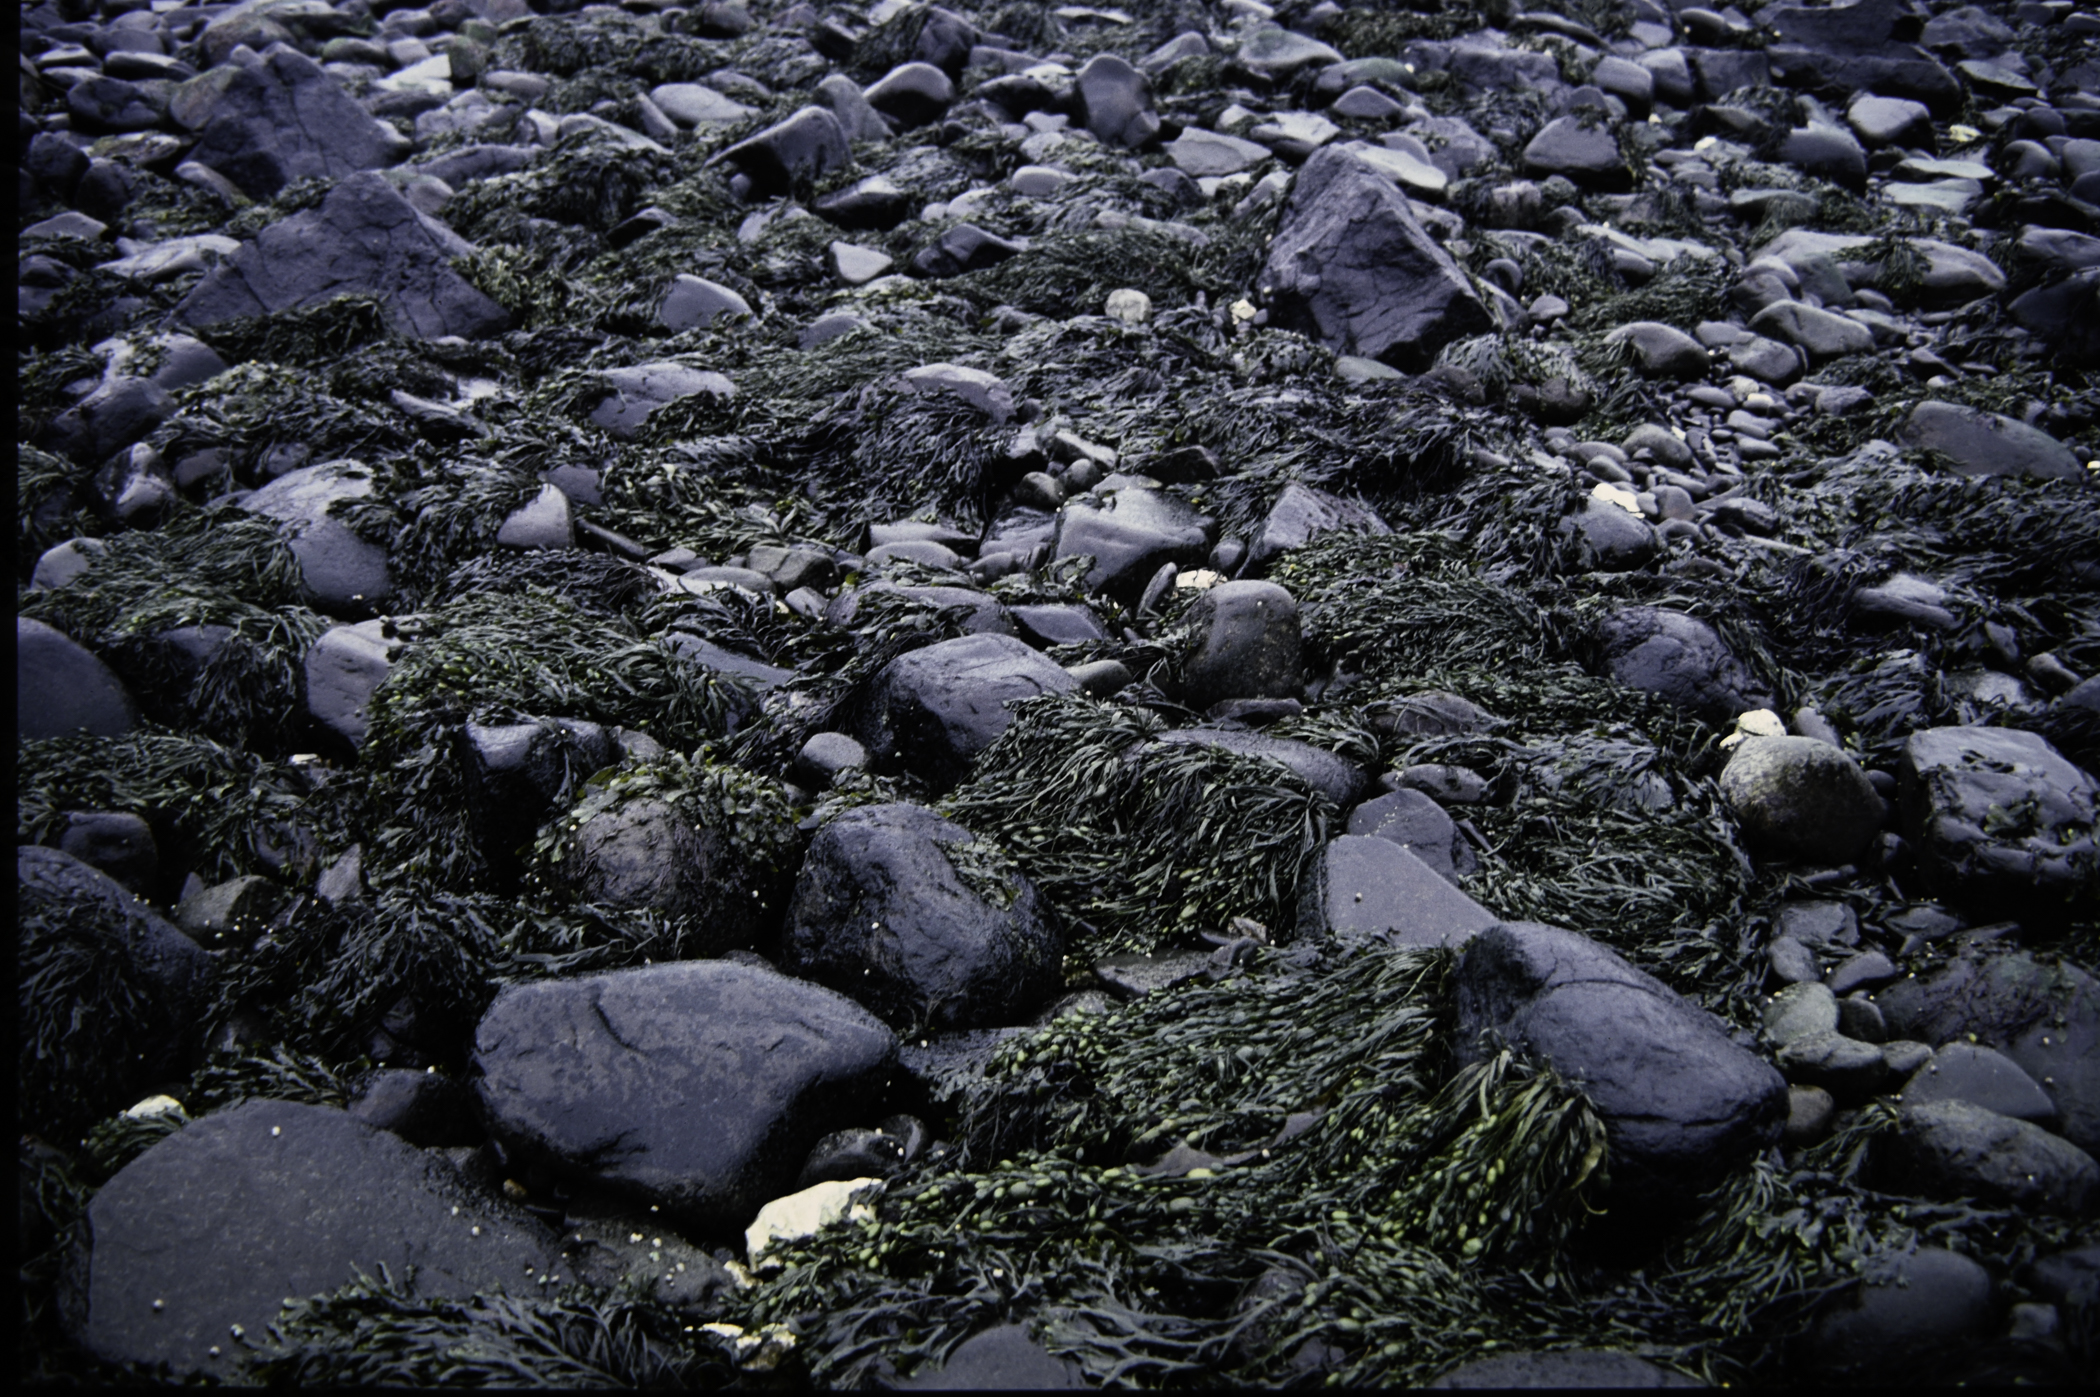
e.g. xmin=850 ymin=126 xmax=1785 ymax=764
xmin=69 ymin=1100 xmax=557 ymax=1380
xmin=239 ymin=461 xmax=393 ymax=615
xmin=849 ymin=633 xmax=1079 ymax=791
xmin=1258 ymin=144 xmax=1493 ymax=371
xmin=1454 ymin=922 xmax=1788 ymax=1207
xmin=473 ymin=961 xmax=897 ymax=1229
xmin=1896 ymin=726 xmax=2099 ymax=918
xmin=783 ymin=803 xmax=1061 ymax=1032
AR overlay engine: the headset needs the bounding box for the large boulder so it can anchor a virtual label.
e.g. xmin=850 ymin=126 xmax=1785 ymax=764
xmin=719 ymin=107 xmax=851 ymax=194
xmin=1259 ymin=144 xmax=1493 ymax=371
xmin=1880 ymin=1099 xmax=2099 ymax=1215
xmin=18 ymin=616 xmax=136 ymax=740
xmin=176 ymin=172 xmax=509 ymax=341
xmin=187 ymin=45 xmax=402 ymax=198
xmin=239 ymin=461 xmax=393 ymax=615
xmin=1719 ymin=736 xmax=1885 ymax=864
xmin=474 ymin=961 xmax=898 ymax=1229
xmin=1896 ymin=726 xmax=2099 ymax=918
xmin=1051 ymin=484 xmax=1213 ymax=604
xmin=1455 ymin=922 xmax=1788 ymax=1205
xmin=1877 ymin=950 xmax=2100 ymax=1157
xmin=1594 ymin=607 xmax=1775 ymax=726
xmin=70 ymin=1100 xmax=556 ymax=1379
xmin=850 ymin=633 xmax=1079 ymax=791
xmin=1900 ymin=401 xmax=2084 ymax=482
xmin=1294 ymin=836 xmax=1498 ymax=949
xmin=783 ymin=803 xmax=1061 ymax=1032
xmin=1178 ymin=581 xmax=1303 ymax=709
xmin=1806 ymin=1248 xmax=1995 ymax=1376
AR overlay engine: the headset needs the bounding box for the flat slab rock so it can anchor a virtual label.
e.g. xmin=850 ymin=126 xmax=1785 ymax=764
xmin=71 ymin=1099 xmax=556 ymax=1378
xmin=473 ymin=960 xmax=898 ymax=1230
xmin=1897 ymin=726 xmax=2099 ymax=918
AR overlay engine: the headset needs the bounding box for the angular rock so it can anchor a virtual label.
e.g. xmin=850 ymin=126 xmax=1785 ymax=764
xmin=1900 ymin=401 xmax=2083 ymax=481
xmin=1259 ymin=145 xmax=1493 ymax=371
xmin=588 ymin=362 xmax=734 ymax=441
xmin=1245 ymin=481 xmax=1391 ymax=573
xmin=1748 ymin=301 xmax=1875 ymax=361
xmin=1605 ymin=321 xmax=1710 ymax=378
xmin=176 ymin=172 xmax=507 ymax=341
xmin=474 ymin=960 xmax=897 ymax=1228
xmin=1074 ymin=53 xmax=1155 ymax=148
xmin=303 ymin=619 xmax=397 ymax=751
xmin=783 ymin=803 xmax=1061 ymax=1032
xmin=1896 ymin=726 xmax=2099 ymax=918
xmin=720 ymin=107 xmax=850 ymax=194
xmin=71 ymin=1100 xmax=555 ymax=1378
xmin=41 ymin=375 xmax=173 ymax=464
xmin=1179 ymin=580 xmax=1303 ymax=708
xmin=1295 ymin=836 xmax=1498 ymax=949
xmin=1166 ymin=127 xmax=1271 ymax=177
xmin=1522 ymin=115 xmax=1628 ymax=189
xmin=1882 ymin=1099 xmax=2099 ymax=1215
xmin=459 ymin=714 xmax=617 ymax=887
xmin=1347 ymin=790 xmax=1475 ymax=882
xmin=1720 ymin=736 xmax=1885 ymax=864
xmin=240 ymin=460 xmax=393 ymax=613
xmin=850 ymin=633 xmax=1079 ymax=790
xmin=862 ymin=62 xmax=952 ymax=127
xmin=18 ymin=616 xmax=136 ymax=741
xmin=1594 ymin=607 xmax=1776 ymax=726
xmin=1052 ymin=486 xmax=1212 ymax=603
xmin=813 ymin=174 xmax=914 ymax=230
xmin=911 ymin=223 xmax=1025 ymax=278
xmin=1455 ymin=921 xmax=1788 ymax=1204
xmin=188 ymin=46 xmax=400 ymax=199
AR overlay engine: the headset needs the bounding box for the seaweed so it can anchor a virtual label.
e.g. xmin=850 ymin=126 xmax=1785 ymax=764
xmin=18 ymin=888 xmax=172 ymax=1141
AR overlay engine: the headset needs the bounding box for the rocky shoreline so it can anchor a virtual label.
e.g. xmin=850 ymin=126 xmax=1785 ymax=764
xmin=16 ymin=0 xmax=2100 ymax=1386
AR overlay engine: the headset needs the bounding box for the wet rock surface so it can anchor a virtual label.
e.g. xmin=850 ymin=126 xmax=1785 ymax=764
xmin=15 ymin=0 xmax=2100 ymax=1387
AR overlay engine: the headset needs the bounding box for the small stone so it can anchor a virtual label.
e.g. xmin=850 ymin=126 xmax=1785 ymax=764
xmin=1783 ymin=1085 xmax=1836 ymax=1146
xmin=1897 ymin=1043 xmax=2058 ymax=1123
xmin=1776 ymin=1031 xmax=1890 ymax=1100
xmin=1767 ymin=936 xmax=1821 ymax=985
xmin=1765 ymin=981 xmax=1839 ymax=1047
xmin=1828 ymin=950 xmax=1899 ymax=996
xmin=1104 ymin=288 xmax=1151 ymax=323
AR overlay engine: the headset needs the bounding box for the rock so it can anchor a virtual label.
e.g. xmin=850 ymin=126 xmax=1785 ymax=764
xmin=1152 ymin=727 xmax=1370 ymax=807
xmin=1167 ymin=127 xmax=1271 ymax=177
xmin=1259 ymin=144 xmax=1493 ymax=371
xmin=495 ymin=483 xmax=572 ymax=550
xmin=347 ymin=1068 xmax=482 ymax=1147
xmin=240 ymin=461 xmax=393 ymax=614
xmin=1346 ymin=790 xmax=1475 ymax=883
xmin=1756 ymin=229 xmax=2003 ymax=307
xmin=1245 ymin=482 xmax=1391 ymax=573
xmin=1622 ymin=423 xmax=1695 ymax=471
xmin=1848 ymin=94 xmax=1933 ymax=147
xmin=1594 ymin=608 xmax=1776 ymax=726
xmin=18 ymin=616 xmax=136 ymax=740
xmin=41 ymin=374 xmax=173 ymax=464
xmin=823 ymin=582 xmax=1012 ymax=637
xmin=813 ymin=174 xmax=914 ymax=230
xmin=746 ymin=1176 xmax=884 ymax=1267
xmin=1882 ymin=1100 xmax=2099 ymax=1214
xmin=458 ymin=715 xmax=618 ymax=888
xmin=1784 ymin=1085 xmax=1837 ymax=1146
xmin=56 ymin=811 xmax=157 ymax=895
xmin=1828 ymin=950 xmax=1899 ymax=996
xmin=1900 ymin=401 xmax=2083 ymax=481
xmin=658 ymin=274 xmax=753 ymax=332
xmin=790 ymin=732 xmax=868 ymax=790
xmin=1427 ymin=1350 xmax=1701 ymax=1388
xmin=1092 ymin=950 xmax=1216 ymax=999
xmin=900 ymin=363 xmax=1014 ymax=423
xmin=1779 ymin=126 xmax=1867 ymax=191
xmin=303 ymin=619 xmax=396 ymax=751
xmin=911 ymin=223 xmax=1025 ymax=278
xmin=1294 ymin=836 xmax=1499 ymax=949
xmin=1808 ymin=1248 xmax=1994 ymax=1374
xmin=1776 ymin=1030 xmax=1890 ymax=1100
xmin=175 ymin=874 xmax=286 ymax=952
xmin=1605 ymin=321 xmax=1710 ymax=378
xmin=816 ymin=72 xmax=890 ymax=142
xmin=783 ymin=803 xmax=1060 ymax=1032
xmin=798 ymin=1125 xmax=913 ymax=1189
xmin=1720 ymin=736 xmax=1885 ymax=864
xmin=1236 ymin=26 xmax=1344 ymax=81
xmin=1052 ymin=486 xmax=1212 ymax=603
xmin=473 ymin=960 xmax=897 ymax=1229
xmin=831 ymin=241 xmax=893 ymax=284
xmin=588 ymin=362 xmax=734 ymax=441
xmin=850 ymin=633 xmax=1079 ymax=791
xmin=863 ymin=62 xmax=952 ymax=127
xmin=1768 ymin=936 xmax=1821 ymax=986
xmin=650 ymin=81 xmax=756 ymax=125
xmin=720 ymin=107 xmax=850 ymax=194
xmin=897 ymin=1324 xmax=1085 ymax=1390
xmin=188 ymin=46 xmax=400 ymax=199
xmin=1877 ymin=950 xmax=2100 ymax=1156
xmin=1898 ymin=1043 xmax=2059 ymax=1123
xmin=1765 ymin=982 xmax=1840 ymax=1047
xmin=1455 ymin=921 xmax=1788 ymax=1205
xmin=1748 ymin=301 xmax=1876 ymax=361
xmin=1522 ymin=116 xmax=1629 ymax=190
xmin=67 ymin=75 xmax=164 ymax=134
xmin=1178 ymin=581 xmax=1303 ymax=708
xmin=559 ymin=797 xmax=776 ymax=954
xmin=1389 ymin=764 xmax=1493 ymax=805
xmin=1075 ymin=53 xmax=1155 ymax=148
xmin=1896 ymin=726 xmax=2099 ymax=918
xmin=177 ymin=172 xmax=507 ymax=341
xmin=1561 ymin=498 xmax=1661 ymax=573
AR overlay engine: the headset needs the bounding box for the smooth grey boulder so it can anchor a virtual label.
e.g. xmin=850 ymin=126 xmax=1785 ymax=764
xmin=1877 ymin=950 xmax=2100 ymax=1157
xmin=1179 ymin=581 xmax=1303 ymax=708
xmin=1455 ymin=921 xmax=1788 ymax=1205
xmin=176 ymin=172 xmax=508 ymax=341
xmin=241 ymin=461 xmax=393 ymax=614
xmin=1347 ymin=789 xmax=1476 ymax=882
xmin=783 ymin=803 xmax=1061 ymax=1032
xmin=18 ymin=617 xmax=137 ymax=740
xmin=1294 ymin=836 xmax=1498 ymax=949
xmin=1807 ymin=1247 xmax=1994 ymax=1375
xmin=1719 ymin=736 xmax=1884 ymax=864
xmin=1748 ymin=300 xmax=1875 ymax=362
xmin=1882 ymin=1099 xmax=2098 ymax=1214
xmin=303 ymin=619 xmax=398 ymax=750
xmin=1900 ymin=400 xmax=2084 ymax=481
xmin=1245 ymin=482 xmax=1391 ymax=572
xmin=658 ymin=273 xmax=753 ymax=332
xmin=1594 ymin=607 xmax=1775 ymax=726
xmin=652 ymin=80 xmax=757 ymax=126
xmin=850 ymin=633 xmax=1079 ymax=791
xmin=1605 ymin=321 xmax=1710 ymax=378
xmin=473 ymin=961 xmax=897 ymax=1228
xmin=1260 ymin=144 xmax=1493 ymax=371
xmin=720 ymin=106 xmax=850 ymax=194
xmin=1896 ymin=726 xmax=2099 ymax=917
xmin=1166 ymin=127 xmax=1271 ymax=177
xmin=587 ymin=361 xmax=735 ymax=440
xmin=1429 ymin=1349 xmax=1701 ymax=1388
xmin=1561 ymin=497 xmax=1660 ymax=572
xmin=1776 ymin=1030 xmax=1890 ymax=1100
xmin=1074 ymin=53 xmax=1156 ymax=148
xmin=188 ymin=45 xmax=400 ymax=198
xmin=1151 ymin=727 xmax=1370 ymax=808
xmin=1897 ymin=1043 xmax=2057 ymax=1123
xmin=71 ymin=1100 xmax=556 ymax=1379
xmin=1522 ymin=115 xmax=1629 ymax=189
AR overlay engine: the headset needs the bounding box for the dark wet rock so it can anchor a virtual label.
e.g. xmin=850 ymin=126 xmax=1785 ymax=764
xmin=70 ymin=1100 xmax=556 ymax=1379
xmin=18 ymin=616 xmax=137 ymax=740
xmin=797 ymin=1126 xmax=910 ymax=1189
xmin=347 ymin=1068 xmax=482 ymax=1148
xmin=1093 ymin=950 xmax=1216 ymax=999
xmin=1765 ymin=981 xmax=1840 ymax=1047
xmin=864 ymin=62 xmax=952 ymax=128
xmin=897 ymin=1324 xmax=1085 ymax=1390
xmin=850 ymin=633 xmax=1079 ymax=790
xmin=1900 ymin=401 xmax=2083 ymax=481
xmin=1882 ymin=1100 xmax=2098 ymax=1215
xmin=1245 ymin=482 xmax=1390 ymax=573
xmin=1295 ymin=836 xmax=1498 ymax=950
xmin=1152 ymin=727 xmax=1370 ymax=807
xmin=823 ymin=582 xmax=1013 ymax=636
xmin=56 ymin=811 xmax=157 ymax=895
xmin=1807 ymin=1247 xmax=1995 ymax=1374
xmin=1009 ymin=603 xmax=1107 ymax=649
xmin=174 ymin=874 xmax=286 ymax=952
xmin=1522 ymin=116 xmax=1628 ymax=190
xmin=1428 ymin=1349 xmax=1701 ymax=1388
xmin=559 ymin=796 xmax=777 ymax=954
xmin=588 ymin=362 xmax=735 ymax=440
xmin=1348 ymin=790 xmax=1476 ymax=882
xmin=1720 ymin=736 xmax=1885 ymax=864
xmin=1877 ymin=950 xmax=2100 ymax=1156
xmin=1074 ymin=53 xmax=1156 ymax=149
xmin=1748 ymin=301 xmax=1875 ymax=362
xmin=1260 ymin=144 xmax=1493 ymax=372
xmin=720 ymin=107 xmax=850 ymax=194
xmin=791 ymin=732 xmax=869 ymax=790
xmin=1776 ymin=1030 xmax=1890 ymax=1100
xmin=188 ymin=46 xmax=402 ymax=199
xmin=1898 ymin=1043 xmax=2059 ymax=1123
xmin=1778 ymin=126 xmax=1867 ymax=192
xmin=240 ymin=461 xmax=393 ymax=614
xmin=303 ymin=619 xmax=396 ymax=751
xmin=1455 ymin=921 xmax=1788 ymax=1206
xmin=177 ymin=172 xmax=508 ymax=342
xmin=1896 ymin=726 xmax=2099 ymax=918
xmin=1606 ymin=322 xmax=1710 ymax=379
xmin=658 ymin=274 xmax=753 ymax=332
xmin=1178 ymin=581 xmax=1303 ymax=708
xmin=1051 ymin=485 xmax=1212 ymax=603
xmin=41 ymin=374 xmax=173 ymax=464
xmin=1594 ymin=608 xmax=1775 ymax=726
xmin=911 ymin=222 xmax=1026 ymax=278
xmin=1561 ymin=498 xmax=1660 ymax=573
xmin=783 ymin=802 xmax=1060 ymax=1032
xmin=458 ymin=715 xmax=618 ymax=889
xmin=473 ymin=960 xmax=897 ymax=1229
